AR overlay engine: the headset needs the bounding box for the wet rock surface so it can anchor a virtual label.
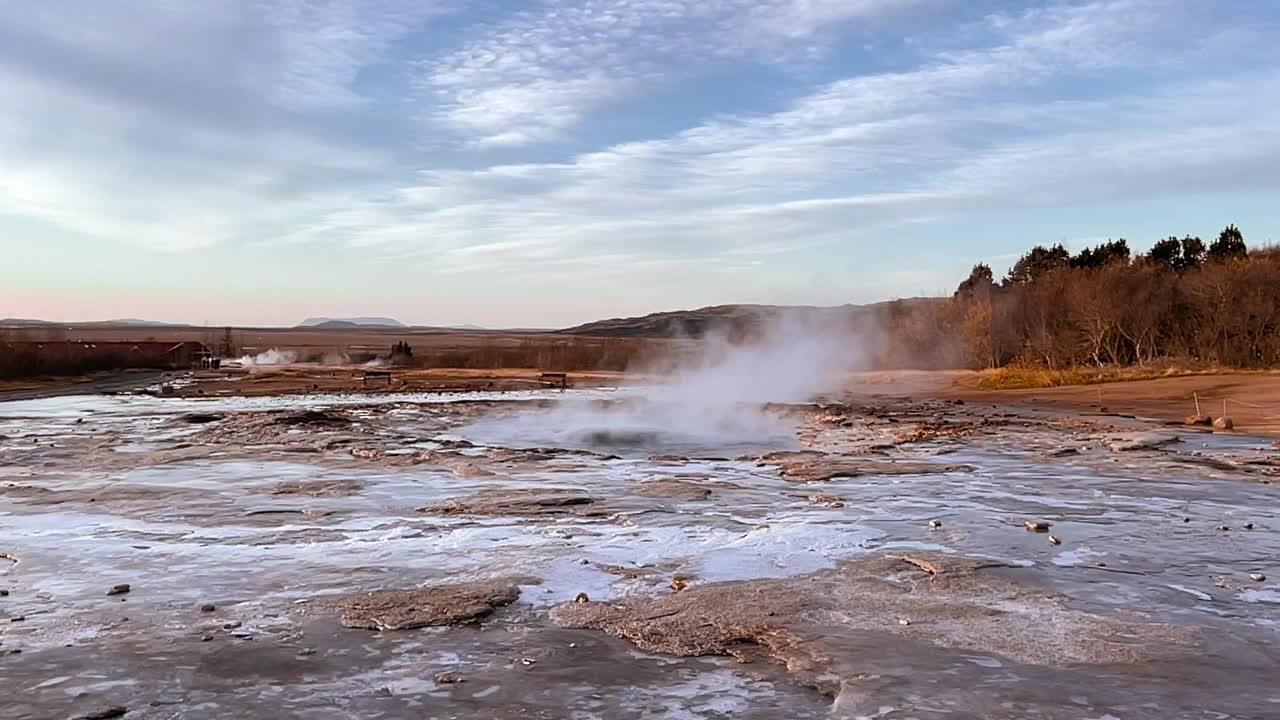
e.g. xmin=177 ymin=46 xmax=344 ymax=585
xmin=768 ymin=454 xmax=976 ymax=483
xmin=1109 ymin=431 xmax=1181 ymax=452
xmin=635 ymin=478 xmax=713 ymax=500
xmin=1 ymin=388 xmax=1278 ymax=719
xmin=268 ymin=478 xmax=364 ymax=497
xmin=552 ymin=554 xmax=1197 ymax=668
xmin=335 ymin=581 xmax=520 ymax=630
xmin=420 ymin=488 xmax=602 ymax=517
xmin=73 ymin=706 xmax=128 ymax=720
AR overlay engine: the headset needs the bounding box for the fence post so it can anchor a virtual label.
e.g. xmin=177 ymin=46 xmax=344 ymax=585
xmin=1194 ymin=392 xmax=1201 ymax=417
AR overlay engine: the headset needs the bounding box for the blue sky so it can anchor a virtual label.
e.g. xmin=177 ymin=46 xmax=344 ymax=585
xmin=2 ymin=0 xmax=1277 ymax=328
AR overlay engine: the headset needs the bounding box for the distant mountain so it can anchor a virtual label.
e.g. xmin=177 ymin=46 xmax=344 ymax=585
xmin=560 ymin=301 xmax=942 ymax=337
xmin=0 ymin=318 xmax=55 ymax=326
xmin=2 ymin=318 xmax=182 ymax=327
xmin=561 ymin=305 xmax=773 ymax=337
xmin=450 ymin=324 xmax=487 ymax=331
xmin=297 ymin=317 xmax=406 ymax=329
xmin=105 ymin=318 xmax=171 ymax=326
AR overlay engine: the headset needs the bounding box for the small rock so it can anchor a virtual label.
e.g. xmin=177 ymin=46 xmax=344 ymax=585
xmin=1216 ymin=525 xmax=1230 ymax=532
xmin=222 ymin=621 xmax=241 ymax=630
xmin=520 ymin=658 xmax=537 ymax=666
xmin=568 ymin=642 xmax=578 ymax=648
xmin=106 ymin=584 xmax=131 ymax=596
xmin=579 ymin=559 xmax=589 ymax=565
xmin=10 ymin=616 xmax=25 ymax=622
xmin=200 ymin=633 xmax=213 ymax=642
xmin=1243 ymin=522 xmax=1254 ymax=530
xmin=1025 ymin=520 xmax=1051 ymax=533
xmin=0 ymin=589 xmax=8 ymax=597
xmin=928 ymin=519 xmax=942 ymax=529
xmin=200 ymin=603 xmax=216 ymax=613
xmin=898 ymin=618 xmax=910 ymax=626
xmin=574 ymin=592 xmax=590 ymax=604
xmin=1182 ymin=517 xmax=1191 ymax=523
xmin=1250 ymin=573 xmax=1266 ymax=582
xmin=670 ymin=577 xmax=689 ymax=592
xmin=1048 ymin=535 xmax=1062 ymax=546
xmin=1212 ymin=416 xmax=1234 ymax=431
xmin=1184 ymin=414 xmax=1212 ymax=427
xmin=434 ymin=671 xmax=464 ymax=684
xmin=297 ymin=648 xmax=317 ymax=656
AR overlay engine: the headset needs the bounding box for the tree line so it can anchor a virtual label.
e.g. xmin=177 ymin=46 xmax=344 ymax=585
xmin=943 ymin=224 xmax=1280 ymax=369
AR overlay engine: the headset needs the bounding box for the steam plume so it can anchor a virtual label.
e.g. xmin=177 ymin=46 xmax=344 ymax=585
xmin=466 ymin=311 xmax=868 ymax=454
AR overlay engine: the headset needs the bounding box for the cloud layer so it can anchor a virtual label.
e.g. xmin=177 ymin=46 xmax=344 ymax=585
xmin=2 ymin=0 xmax=1278 ymax=324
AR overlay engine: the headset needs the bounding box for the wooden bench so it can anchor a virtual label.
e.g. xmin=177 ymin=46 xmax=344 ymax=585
xmin=362 ymin=370 xmax=393 ymax=386
xmin=539 ymin=372 xmax=569 ymax=389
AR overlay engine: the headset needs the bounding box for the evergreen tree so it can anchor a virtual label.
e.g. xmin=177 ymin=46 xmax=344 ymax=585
xmin=1005 ymin=244 xmax=1069 ymax=285
xmin=1207 ymin=224 xmax=1246 ymax=261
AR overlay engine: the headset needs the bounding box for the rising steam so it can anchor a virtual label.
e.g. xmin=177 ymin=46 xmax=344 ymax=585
xmin=238 ymin=348 xmax=298 ymax=367
xmin=465 ymin=312 xmax=869 ymax=455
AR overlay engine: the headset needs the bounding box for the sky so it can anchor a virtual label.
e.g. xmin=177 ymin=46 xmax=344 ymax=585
xmin=1 ymin=0 xmax=1278 ymax=328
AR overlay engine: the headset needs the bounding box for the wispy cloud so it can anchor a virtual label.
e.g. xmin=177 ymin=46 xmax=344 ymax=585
xmin=288 ymin=0 xmax=1280 ymax=275
xmin=417 ymin=0 xmax=928 ymax=147
xmin=0 ymin=0 xmax=445 ymax=249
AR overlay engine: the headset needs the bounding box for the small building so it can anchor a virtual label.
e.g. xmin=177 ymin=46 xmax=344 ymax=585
xmin=0 ymin=340 xmax=210 ymax=377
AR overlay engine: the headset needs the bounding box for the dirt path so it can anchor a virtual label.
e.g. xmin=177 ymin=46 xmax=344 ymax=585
xmin=946 ymin=373 xmax=1280 ymax=437
xmin=834 ymin=370 xmax=1280 ymax=437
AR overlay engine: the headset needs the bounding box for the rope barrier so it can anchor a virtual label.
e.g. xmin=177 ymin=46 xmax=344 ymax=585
xmin=1188 ymin=393 xmax=1274 ymax=410
xmin=1172 ymin=391 xmax=1280 ymax=420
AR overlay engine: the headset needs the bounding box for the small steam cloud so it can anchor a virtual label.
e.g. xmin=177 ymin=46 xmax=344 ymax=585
xmin=465 ymin=312 xmax=869 ymax=455
xmin=238 ymin=349 xmax=297 ymax=367
xmin=321 ymin=352 xmax=351 ymax=366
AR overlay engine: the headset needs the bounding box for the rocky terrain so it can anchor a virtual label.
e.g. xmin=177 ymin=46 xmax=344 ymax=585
xmin=1 ymin=383 xmax=1277 ymax=719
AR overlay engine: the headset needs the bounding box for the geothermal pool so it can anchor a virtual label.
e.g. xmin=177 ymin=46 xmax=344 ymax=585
xmin=1 ymin=389 xmax=1278 ymax=719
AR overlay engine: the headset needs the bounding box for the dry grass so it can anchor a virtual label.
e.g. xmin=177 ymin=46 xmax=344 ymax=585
xmin=1 ymin=325 xmax=681 ymax=377
xmin=975 ymin=364 xmax=1200 ymax=390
